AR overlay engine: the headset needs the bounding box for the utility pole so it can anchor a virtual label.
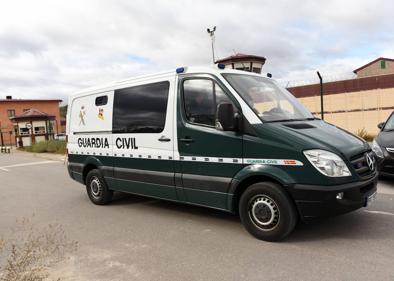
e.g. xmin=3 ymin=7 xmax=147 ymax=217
xmin=0 ymin=121 xmax=3 ymax=147
xmin=317 ymin=71 xmax=324 ymax=120
xmin=207 ymin=26 xmax=216 ymax=63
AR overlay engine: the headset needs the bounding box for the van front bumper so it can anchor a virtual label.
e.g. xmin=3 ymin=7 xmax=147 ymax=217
xmin=290 ymin=173 xmax=378 ymax=223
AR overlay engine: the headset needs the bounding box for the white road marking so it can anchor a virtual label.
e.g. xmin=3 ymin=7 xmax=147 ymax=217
xmin=0 ymin=160 xmax=59 ymax=172
xmin=364 ymin=210 xmax=394 ymax=216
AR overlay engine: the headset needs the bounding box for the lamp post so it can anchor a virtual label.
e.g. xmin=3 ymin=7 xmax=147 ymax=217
xmin=207 ymin=26 xmax=216 ymax=63
xmin=0 ymin=121 xmax=4 ymax=147
xmin=317 ymin=71 xmax=324 ymax=120
xmin=9 ymin=131 xmax=12 ymax=147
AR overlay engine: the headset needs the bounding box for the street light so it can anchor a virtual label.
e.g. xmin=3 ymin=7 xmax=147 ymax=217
xmin=0 ymin=121 xmax=3 ymax=146
xmin=317 ymin=71 xmax=324 ymax=120
xmin=207 ymin=26 xmax=216 ymax=63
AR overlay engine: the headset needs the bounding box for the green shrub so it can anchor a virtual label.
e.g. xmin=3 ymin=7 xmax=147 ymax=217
xmin=31 ymin=141 xmax=48 ymax=153
xmin=46 ymin=140 xmax=58 ymax=153
xmin=356 ymin=128 xmax=375 ymax=142
xmin=23 ymin=140 xmax=66 ymax=154
xmin=23 ymin=146 xmax=33 ymax=152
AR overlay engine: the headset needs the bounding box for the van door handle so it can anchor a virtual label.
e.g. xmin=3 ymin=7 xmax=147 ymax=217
xmin=158 ymin=136 xmax=171 ymax=142
xmin=179 ymin=137 xmax=194 ymax=143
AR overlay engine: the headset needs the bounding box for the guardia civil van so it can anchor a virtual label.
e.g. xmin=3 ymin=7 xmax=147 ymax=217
xmin=66 ymin=65 xmax=377 ymax=241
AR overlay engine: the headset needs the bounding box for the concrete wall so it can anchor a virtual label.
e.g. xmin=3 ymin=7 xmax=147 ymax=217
xmin=298 ymin=88 xmax=394 ymax=135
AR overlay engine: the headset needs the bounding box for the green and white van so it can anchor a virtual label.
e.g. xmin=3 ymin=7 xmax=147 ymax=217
xmin=66 ymin=65 xmax=377 ymax=241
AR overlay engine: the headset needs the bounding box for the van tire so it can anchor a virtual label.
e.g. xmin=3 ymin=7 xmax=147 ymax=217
xmin=85 ymin=169 xmax=113 ymax=205
xmin=239 ymin=182 xmax=297 ymax=242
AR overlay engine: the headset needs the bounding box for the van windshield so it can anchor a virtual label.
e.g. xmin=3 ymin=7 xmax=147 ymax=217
xmin=222 ymin=73 xmax=314 ymax=122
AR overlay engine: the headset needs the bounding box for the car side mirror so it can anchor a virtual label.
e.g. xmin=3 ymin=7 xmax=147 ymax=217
xmin=216 ymin=103 xmax=236 ymax=131
xmin=378 ymin=122 xmax=385 ymax=130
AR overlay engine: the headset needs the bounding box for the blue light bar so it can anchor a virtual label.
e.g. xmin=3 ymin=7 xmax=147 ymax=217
xmin=176 ymin=67 xmax=185 ymax=74
xmin=217 ymin=63 xmax=225 ymax=69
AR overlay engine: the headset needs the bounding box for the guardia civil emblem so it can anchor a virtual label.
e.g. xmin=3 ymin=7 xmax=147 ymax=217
xmin=98 ymin=108 xmax=104 ymax=120
xmin=79 ymin=106 xmax=86 ymax=126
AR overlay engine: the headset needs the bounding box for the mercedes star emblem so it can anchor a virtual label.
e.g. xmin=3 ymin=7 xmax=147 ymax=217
xmin=365 ymin=153 xmax=374 ymax=171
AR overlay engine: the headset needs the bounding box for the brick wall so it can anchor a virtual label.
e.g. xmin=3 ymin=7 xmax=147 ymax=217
xmin=287 ymin=73 xmax=394 ymax=135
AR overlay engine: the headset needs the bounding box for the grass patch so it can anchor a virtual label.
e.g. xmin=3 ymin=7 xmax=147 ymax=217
xmin=23 ymin=140 xmax=66 ymax=154
xmin=356 ymin=128 xmax=376 ymax=142
xmin=0 ymin=217 xmax=78 ymax=281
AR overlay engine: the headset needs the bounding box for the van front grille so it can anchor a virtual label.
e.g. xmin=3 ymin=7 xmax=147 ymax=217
xmin=350 ymin=151 xmax=376 ymax=179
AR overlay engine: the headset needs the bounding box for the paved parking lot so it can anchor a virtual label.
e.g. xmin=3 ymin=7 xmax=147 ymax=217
xmin=1 ymin=151 xmax=394 ymax=281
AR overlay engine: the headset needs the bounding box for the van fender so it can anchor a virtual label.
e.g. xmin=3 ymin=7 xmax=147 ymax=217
xmin=81 ymin=156 xmax=112 ymax=182
xmin=83 ymin=156 xmax=104 ymax=168
xmin=227 ymin=164 xmax=296 ymax=212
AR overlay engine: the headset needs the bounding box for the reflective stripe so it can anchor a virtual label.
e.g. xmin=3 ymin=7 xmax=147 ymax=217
xmin=68 ymin=151 xmax=303 ymax=166
xmin=244 ymin=158 xmax=304 ymax=166
xmin=176 ymin=155 xmax=241 ymax=164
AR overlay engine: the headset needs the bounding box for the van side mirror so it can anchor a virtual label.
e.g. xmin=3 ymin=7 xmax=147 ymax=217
xmin=378 ymin=122 xmax=385 ymax=130
xmin=216 ymin=103 xmax=236 ymax=131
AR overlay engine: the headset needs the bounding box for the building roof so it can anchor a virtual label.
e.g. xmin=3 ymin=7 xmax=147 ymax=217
xmin=0 ymin=98 xmax=62 ymax=102
xmin=353 ymin=57 xmax=394 ymax=73
xmin=10 ymin=108 xmax=55 ymax=121
xmin=215 ymin=53 xmax=266 ymax=64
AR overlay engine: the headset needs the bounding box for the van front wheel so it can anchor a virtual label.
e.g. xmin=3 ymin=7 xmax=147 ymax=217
xmin=86 ymin=169 xmax=113 ymax=205
xmin=239 ymin=182 xmax=297 ymax=242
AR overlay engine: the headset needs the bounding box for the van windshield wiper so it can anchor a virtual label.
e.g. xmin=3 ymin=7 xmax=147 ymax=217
xmin=264 ymin=117 xmax=317 ymax=123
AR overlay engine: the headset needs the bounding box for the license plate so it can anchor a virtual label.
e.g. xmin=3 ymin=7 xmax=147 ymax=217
xmin=365 ymin=191 xmax=377 ymax=207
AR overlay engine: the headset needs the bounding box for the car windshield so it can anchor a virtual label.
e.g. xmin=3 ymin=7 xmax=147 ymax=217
xmin=384 ymin=113 xmax=394 ymax=131
xmin=222 ymin=73 xmax=314 ymax=122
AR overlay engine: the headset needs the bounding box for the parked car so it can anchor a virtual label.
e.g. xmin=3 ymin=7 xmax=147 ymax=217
xmin=372 ymin=111 xmax=394 ymax=177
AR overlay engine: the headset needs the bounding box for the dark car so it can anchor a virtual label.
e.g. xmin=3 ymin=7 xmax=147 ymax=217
xmin=372 ymin=111 xmax=394 ymax=177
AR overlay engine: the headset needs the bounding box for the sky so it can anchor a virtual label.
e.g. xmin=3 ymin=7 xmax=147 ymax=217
xmin=0 ymin=0 xmax=393 ymax=103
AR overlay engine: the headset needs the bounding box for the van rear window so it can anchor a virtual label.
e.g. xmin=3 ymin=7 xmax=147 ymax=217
xmin=113 ymin=81 xmax=169 ymax=133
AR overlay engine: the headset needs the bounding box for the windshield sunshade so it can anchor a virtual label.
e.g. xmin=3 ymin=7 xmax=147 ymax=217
xmin=222 ymin=74 xmax=314 ymax=122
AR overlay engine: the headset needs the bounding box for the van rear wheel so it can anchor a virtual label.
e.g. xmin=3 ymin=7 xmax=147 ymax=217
xmin=239 ymin=182 xmax=297 ymax=242
xmin=86 ymin=169 xmax=113 ymax=205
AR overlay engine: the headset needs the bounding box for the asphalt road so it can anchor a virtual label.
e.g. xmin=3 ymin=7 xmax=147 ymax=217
xmin=1 ymin=151 xmax=394 ymax=281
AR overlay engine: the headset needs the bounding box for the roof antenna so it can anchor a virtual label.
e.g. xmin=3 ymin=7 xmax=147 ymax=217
xmin=207 ymin=26 xmax=217 ymax=63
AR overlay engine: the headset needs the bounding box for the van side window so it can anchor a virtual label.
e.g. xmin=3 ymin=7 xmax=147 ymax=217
xmin=95 ymin=95 xmax=108 ymax=106
xmin=183 ymin=79 xmax=233 ymax=127
xmin=113 ymin=81 xmax=169 ymax=133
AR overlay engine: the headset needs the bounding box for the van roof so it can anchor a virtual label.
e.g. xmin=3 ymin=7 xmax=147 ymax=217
xmin=69 ymin=65 xmax=270 ymax=98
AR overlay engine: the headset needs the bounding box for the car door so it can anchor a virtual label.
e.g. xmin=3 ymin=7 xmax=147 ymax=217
xmin=111 ymin=77 xmax=177 ymax=200
xmin=177 ymin=75 xmax=243 ymax=210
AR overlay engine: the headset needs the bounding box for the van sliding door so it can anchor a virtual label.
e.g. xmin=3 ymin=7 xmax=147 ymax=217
xmin=111 ymin=78 xmax=177 ymax=200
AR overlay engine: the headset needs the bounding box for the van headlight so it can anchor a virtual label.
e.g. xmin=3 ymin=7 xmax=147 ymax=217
xmin=303 ymin=149 xmax=351 ymax=177
xmin=371 ymin=139 xmax=384 ymax=158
